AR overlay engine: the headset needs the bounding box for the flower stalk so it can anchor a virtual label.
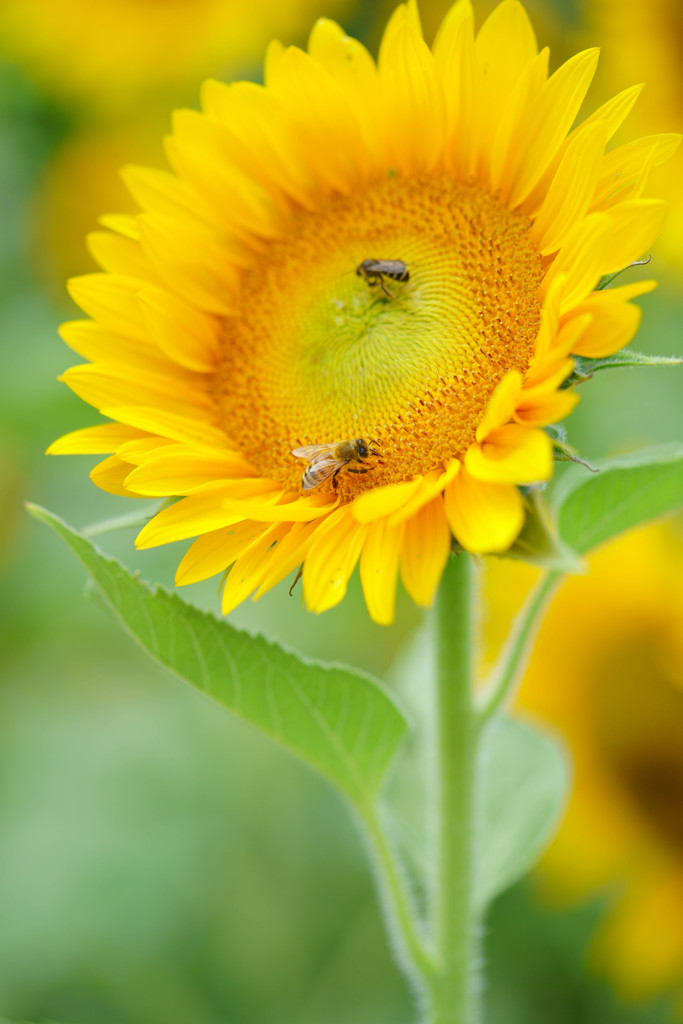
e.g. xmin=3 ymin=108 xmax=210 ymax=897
xmin=428 ymin=552 xmax=481 ymax=1024
xmin=361 ymin=555 xmax=569 ymax=1022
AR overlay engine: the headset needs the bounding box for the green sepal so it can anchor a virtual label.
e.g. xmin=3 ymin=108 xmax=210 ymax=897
xmin=595 ymin=255 xmax=652 ymax=291
xmin=503 ymin=487 xmax=584 ymax=572
xmin=543 ymin=424 xmax=597 ymax=473
xmin=561 ymin=349 xmax=682 ymax=388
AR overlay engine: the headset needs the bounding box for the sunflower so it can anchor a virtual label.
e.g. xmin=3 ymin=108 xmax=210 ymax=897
xmin=49 ymin=0 xmax=675 ymax=624
xmin=0 ymin=0 xmax=346 ymax=114
xmin=588 ymin=0 xmax=683 ymax=276
xmin=483 ymin=523 xmax=683 ymax=1006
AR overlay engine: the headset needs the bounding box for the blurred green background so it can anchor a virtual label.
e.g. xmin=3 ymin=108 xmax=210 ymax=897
xmin=1 ymin=0 xmax=682 ymax=1021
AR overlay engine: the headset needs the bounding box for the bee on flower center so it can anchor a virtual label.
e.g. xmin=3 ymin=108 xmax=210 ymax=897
xmin=292 ymin=438 xmax=380 ymax=490
xmin=356 ymin=259 xmax=409 ymax=299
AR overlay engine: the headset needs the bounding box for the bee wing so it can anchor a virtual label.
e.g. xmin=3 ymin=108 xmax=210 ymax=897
xmin=292 ymin=443 xmax=338 ymax=460
xmin=302 ymin=456 xmax=344 ymax=487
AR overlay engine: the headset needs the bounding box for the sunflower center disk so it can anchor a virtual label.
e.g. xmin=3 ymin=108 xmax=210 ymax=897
xmin=213 ymin=176 xmax=544 ymax=499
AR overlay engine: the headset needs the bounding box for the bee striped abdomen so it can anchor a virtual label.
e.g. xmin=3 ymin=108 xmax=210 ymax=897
xmin=356 ymin=258 xmax=409 ymax=282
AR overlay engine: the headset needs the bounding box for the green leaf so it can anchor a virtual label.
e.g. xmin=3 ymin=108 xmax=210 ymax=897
xmin=27 ymin=504 xmax=408 ymax=806
xmin=476 ymin=715 xmax=569 ymax=910
xmin=562 ymin=348 xmax=682 ymax=388
xmin=552 ymin=443 xmax=683 ymax=555
xmin=503 ymin=488 xmax=583 ymax=573
xmin=81 ymin=501 xmax=167 ymax=537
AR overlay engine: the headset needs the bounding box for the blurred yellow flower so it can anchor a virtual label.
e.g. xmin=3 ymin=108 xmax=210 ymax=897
xmin=0 ymin=0 xmax=346 ymax=115
xmin=49 ymin=0 xmax=676 ymax=623
xmin=589 ymin=0 xmax=683 ymax=276
xmin=4 ymin=0 xmax=348 ymax=285
xmin=486 ymin=522 xmax=683 ymax=1005
xmin=33 ymin=122 xmax=165 ymax=289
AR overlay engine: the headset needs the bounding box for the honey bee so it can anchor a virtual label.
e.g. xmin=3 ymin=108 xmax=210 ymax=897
xmin=292 ymin=438 xmax=380 ymax=490
xmin=356 ymin=259 xmax=409 ymax=299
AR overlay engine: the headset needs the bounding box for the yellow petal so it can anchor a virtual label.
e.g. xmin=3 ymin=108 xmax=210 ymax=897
xmin=474 ymin=0 xmax=537 ymax=182
xmin=568 ymin=296 xmax=643 ymax=359
xmin=378 ymin=1 xmax=422 ymax=66
xmin=264 ymin=38 xmax=286 ymax=86
xmin=220 ymin=492 xmax=336 ymax=523
xmin=601 ymin=200 xmax=668 ymax=275
xmin=135 ymin=482 xmax=251 ymax=548
xmin=522 ymin=358 xmax=575 ymax=395
xmin=534 ymin=274 xmax=565 ymax=360
xmin=58 ymin=320 xmax=192 ymax=382
xmin=99 ymin=213 xmax=139 ymax=240
xmin=514 ymin=387 xmax=579 ymax=426
xmin=124 ymin=450 xmax=256 ymax=496
xmin=360 ymin=518 xmax=402 ymax=625
xmin=176 ymin=522 xmax=264 ymax=585
xmin=510 ymin=48 xmax=600 ymax=208
xmin=399 ymin=496 xmax=451 ymax=606
xmin=256 ymin=45 xmax=361 ymax=194
xmin=387 ymin=460 xmax=460 ymax=527
xmin=138 ymin=286 xmax=219 ymax=373
xmin=531 ymin=121 xmax=607 ymax=255
xmin=525 ymin=314 xmax=592 ymax=386
xmin=253 ymin=519 xmax=320 ymax=599
xmin=170 ymin=108 xmax=290 ymax=238
xmin=466 ymin=424 xmax=553 ymax=484
xmin=121 ymin=164 xmax=209 ymax=223
xmin=117 ymin=437 xmax=175 ymax=465
xmin=521 ymin=84 xmax=644 ymax=215
xmin=433 ymin=0 xmax=477 ymax=177
xmin=138 ymin=214 xmax=239 ymax=317
xmin=490 ymin=48 xmax=549 ymax=196
xmin=303 ymin=507 xmax=368 ymax=613
xmin=90 ymin=455 xmax=144 ymax=497
xmin=594 ymin=279 xmax=658 ymax=303
xmin=575 ymin=83 xmax=644 ymax=143
xmin=379 ymin=19 xmax=446 ymax=174
xmin=592 ymin=134 xmax=681 ymax=210
xmin=307 ymin=20 xmax=385 ymax=172
xmin=201 ymin=80 xmax=318 ymax=211
xmin=541 ymin=212 xmax=611 ymax=313
xmin=444 ymin=469 xmax=524 ymax=553
xmin=222 ymin=522 xmax=291 ymax=614
xmin=103 ymin=405 xmax=228 ymax=449
xmin=87 ymin=230 xmax=158 ymax=282
xmin=67 ymin=274 xmax=148 ymax=341
xmin=475 ymin=371 xmax=523 ymax=441
xmin=59 ymin=364 xmax=212 ymax=419
xmin=352 ymin=478 xmax=423 ymax=522
xmin=46 ymin=422 xmax=146 ymax=455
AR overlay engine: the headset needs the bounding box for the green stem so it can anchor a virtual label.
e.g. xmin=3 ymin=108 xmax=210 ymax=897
xmin=363 ymin=558 xmax=560 ymax=1021
xmin=360 ymin=804 xmax=438 ymax=983
xmin=476 ymin=570 xmax=561 ymax=728
xmin=429 ymin=552 xmax=479 ymax=1024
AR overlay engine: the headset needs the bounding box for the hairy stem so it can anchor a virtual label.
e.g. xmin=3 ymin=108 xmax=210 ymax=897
xmin=366 ymin=559 xmax=561 ymax=1022
xmin=359 ymin=804 xmax=438 ymax=986
xmin=428 ymin=552 xmax=480 ymax=1024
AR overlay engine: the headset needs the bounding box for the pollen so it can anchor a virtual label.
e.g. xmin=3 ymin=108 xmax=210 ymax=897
xmin=212 ymin=174 xmax=544 ymax=499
